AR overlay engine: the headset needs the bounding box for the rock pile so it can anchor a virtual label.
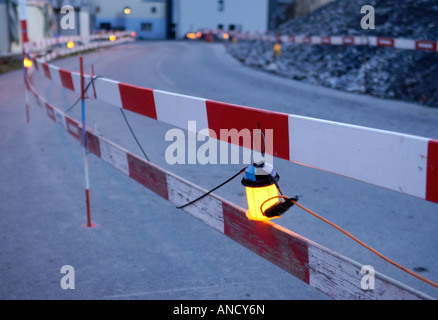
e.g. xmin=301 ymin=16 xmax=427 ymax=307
xmin=226 ymin=0 xmax=438 ymax=107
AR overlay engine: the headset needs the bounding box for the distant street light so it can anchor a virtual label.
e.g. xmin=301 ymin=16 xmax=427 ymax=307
xmin=23 ymin=57 xmax=33 ymax=68
xmin=124 ymin=7 xmax=131 ymax=15
xmin=273 ymin=43 xmax=281 ymax=57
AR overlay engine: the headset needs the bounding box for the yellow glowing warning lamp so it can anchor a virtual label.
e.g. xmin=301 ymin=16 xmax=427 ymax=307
xmin=273 ymin=43 xmax=282 ymax=57
xmin=186 ymin=32 xmax=196 ymax=39
xmin=242 ymin=162 xmax=298 ymax=221
xmin=67 ymin=40 xmax=75 ymax=49
xmin=109 ymin=34 xmax=117 ymax=42
xmin=23 ymin=57 xmax=33 ymax=68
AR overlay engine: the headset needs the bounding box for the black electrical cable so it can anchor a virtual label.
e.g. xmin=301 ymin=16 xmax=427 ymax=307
xmin=176 ymin=166 xmax=248 ymax=209
xmin=64 ymin=75 xmax=102 ymax=114
xmin=120 ymin=108 xmax=150 ymax=162
xmin=64 ymin=97 xmax=81 ymax=114
xmin=61 ymin=74 xmax=151 ymax=162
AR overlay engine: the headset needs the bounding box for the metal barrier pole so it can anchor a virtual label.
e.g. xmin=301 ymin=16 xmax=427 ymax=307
xmin=18 ymin=0 xmax=30 ymax=123
xmin=80 ymin=56 xmax=94 ymax=228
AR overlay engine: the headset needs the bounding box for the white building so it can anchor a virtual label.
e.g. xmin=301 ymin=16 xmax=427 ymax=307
xmin=0 ymin=0 xmax=56 ymax=54
xmin=174 ymin=0 xmax=270 ymax=39
xmin=91 ymin=0 xmax=167 ymax=39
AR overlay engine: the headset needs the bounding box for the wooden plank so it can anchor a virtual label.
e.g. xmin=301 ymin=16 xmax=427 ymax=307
xmin=308 ymin=244 xmax=430 ymax=300
xmin=127 ymin=153 xmax=169 ymax=200
xmin=98 ymin=138 xmax=130 ymax=176
xmin=166 ymin=174 xmax=225 ymax=233
xmin=82 ymin=132 xmax=437 ymax=300
xmin=223 ymin=202 xmax=310 ymax=284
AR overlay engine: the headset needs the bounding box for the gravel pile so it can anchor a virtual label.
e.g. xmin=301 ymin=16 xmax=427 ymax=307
xmin=226 ymin=0 xmax=438 ymax=107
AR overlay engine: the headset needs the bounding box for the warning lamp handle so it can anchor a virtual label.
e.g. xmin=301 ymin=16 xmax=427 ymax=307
xmin=262 ymin=196 xmax=299 ymax=218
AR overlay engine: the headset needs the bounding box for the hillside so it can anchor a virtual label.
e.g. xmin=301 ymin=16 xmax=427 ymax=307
xmin=226 ymin=0 xmax=438 ymax=107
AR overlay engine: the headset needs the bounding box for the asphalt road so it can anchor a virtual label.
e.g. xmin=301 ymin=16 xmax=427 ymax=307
xmin=1 ymin=40 xmax=437 ymax=300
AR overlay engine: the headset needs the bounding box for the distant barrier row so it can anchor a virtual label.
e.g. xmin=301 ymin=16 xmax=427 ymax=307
xmin=35 ymin=36 xmax=135 ymax=63
xmin=202 ymin=30 xmax=438 ymax=53
xmin=24 ymin=31 xmax=135 ymax=53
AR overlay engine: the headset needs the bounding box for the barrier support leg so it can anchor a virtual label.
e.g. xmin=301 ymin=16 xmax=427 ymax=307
xmin=19 ymin=0 xmax=30 ymax=123
xmin=80 ymin=56 xmax=95 ymax=228
xmin=24 ymin=68 xmax=30 ymax=123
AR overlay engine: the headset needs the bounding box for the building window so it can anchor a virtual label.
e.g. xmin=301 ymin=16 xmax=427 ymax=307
xmin=151 ymin=6 xmax=156 ymax=14
xmin=100 ymin=22 xmax=111 ymax=30
xmin=218 ymin=0 xmax=224 ymax=12
xmin=217 ymin=24 xmax=223 ymax=30
xmin=141 ymin=23 xmax=153 ymax=31
xmin=228 ymin=24 xmax=235 ymax=31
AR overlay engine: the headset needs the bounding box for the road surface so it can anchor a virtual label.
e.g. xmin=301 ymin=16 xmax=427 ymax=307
xmin=1 ymin=40 xmax=437 ymax=300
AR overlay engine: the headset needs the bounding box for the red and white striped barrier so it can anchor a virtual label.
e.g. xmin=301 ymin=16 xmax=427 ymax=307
xmin=23 ymin=31 xmax=134 ymax=52
xmin=27 ymin=54 xmax=438 ymax=205
xmin=25 ymin=77 xmax=434 ymax=300
xmin=28 ymin=37 xmax=135 ymax=95
xmin=230 ymin=32 xmax=438 ymax=53
xmin=21 ymin=21 xmax=438 ymax=299
xmin=19 ymin=0 xmax=31 ymax=123
xmin=27 ymin=35 xmax=135 ymax=64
